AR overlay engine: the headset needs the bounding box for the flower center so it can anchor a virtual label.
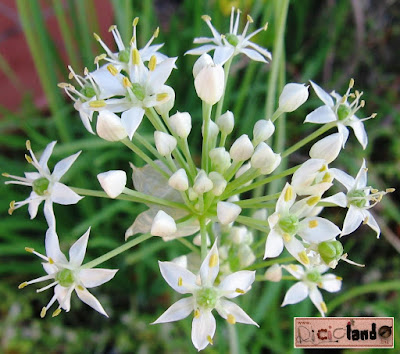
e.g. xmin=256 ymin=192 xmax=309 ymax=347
xmin=306 ymin=269 xmax=322 ymax=283
xmin=80 ymin=85 xmax=96 ymax=99
xmin=118 ymin=48 xmax=130 ymax=63
xmin=225 ymin=33 xmax=239 ymax=46
xmin=318 ymin=240 xmax=343 ymax=264
xmin=55 ymin=269 xmax=75 ymax=287
xmin=131 ymin=83 xmax=146 ymax=101
xmin=32 ymin=177 xmax=50 ymax=196
xmin=196 ymin=287 xmax=218 ymax=310
xmin=348 ymin=189 xmax=367 ymax=208
xmin=337 ymin=104 xmax=351 ymax=121
xmin=278 ymin=214 xmax=299 ymax=235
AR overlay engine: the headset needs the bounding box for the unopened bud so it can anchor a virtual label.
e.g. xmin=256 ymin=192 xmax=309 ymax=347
xmin=168 ymin=168 xmax=189 ymax=191
xmin=194 ymin=65 xmax=225 ymax=105
xmin=209 ymin=147 xmax=231 ymax=174
xmin=217 ymin=201 xmax=242 ymax=225
xmin=238 ymin=244 xmax=256 ymax=268
xmin=309 ymin=133 xmax=343 ymax=164
xmin=278 ymin=83 xmax=309 ymax=112
xmin=202 ymin=119 xmax=219 ymax=140
xmin=209 ymin=172 xmax=227 ymax=196
xmin=151 ymin=210 xmax=177 ymax=237
xmin=229 ymin=134 xmax=254 ymax=162
xmin=97 ymin=170 xmax=127 ymax=198
xmin=193 ymin=170 xmax=213 ymax=194
xmin=154 ymin=131 xmax=177 ymax=156
xmin=264 ymin=264 xmax=282 ymax=282
xmin=155 ymin=86 xmax=175 ymax=116
xmin=193 ymin=53 xmax=214 ymax=78
xmin=251 ymin=142 xmax=281 ymax=174
xmin=169 ymin=111 xmax=192 ymax=139
xmin=97 ymin=111 xmax=128 ymax=141
xmin=216 ymin=111 xmax=234 ymax=135
xmin=253 ymin=120 xmax=275 ymax=145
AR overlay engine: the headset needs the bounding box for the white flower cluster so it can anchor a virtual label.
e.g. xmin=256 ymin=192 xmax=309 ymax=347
xmin=3 ymin=7 xmax=394 ymax=352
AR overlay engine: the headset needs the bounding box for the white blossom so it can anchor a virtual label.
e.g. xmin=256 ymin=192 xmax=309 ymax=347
xmin=96 ymin=110 xmax=128 ymax=141
xmin=97 ymin=170 xmax=127 ymax=198
xmin=216 ymin=111 xmax=235 ymax=135
xmin=151 ymin=210 xmax=177 ymax=237
xmin=253 ymin=119 xmax=275 ymax=146
xmin=217 ymin=201 xmax=242 ymax=225
xmin=194 ymin=64 xmax=225 ymax=105
xmin=168 ymin=168 xmax=189 ymax=191
xmin=169 ymin=111 xmax=192 ymax=139
xmin=154 ymin=131 xmax=177 ymax=156
xmin=229 ymin=134 xmax=254 ymax=162
xmin=278 ymin=83 xmax=309 ymax=112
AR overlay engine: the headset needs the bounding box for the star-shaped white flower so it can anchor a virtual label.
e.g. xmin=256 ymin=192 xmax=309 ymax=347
xmin=19 ymin=228 xmax=118 ymax=318
xmin=305 ymin=80 xmax=376 ymax=149
xmin=186 ymin=8 xmax=271 ymax=65
xmin=281 ymin=264 xmax=342 ymax=317
xmin=152 ymin=241 xmax=258 ymax=351
xmin=4 ymin=141 xmax=83 ymax=229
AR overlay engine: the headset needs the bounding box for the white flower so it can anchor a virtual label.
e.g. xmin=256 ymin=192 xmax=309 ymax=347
xmin=151 ymin=210 xmax=177 ymax=237
xmin=154 ymin=131 xmax=177 ymax=156
xmin=193 ymin=170 xmax=214 ymax=195
xmin=217 ymin=201 xmax=242 ymax=225
xmin=281 ymin=264 xmax=342 ymax=317
xmin=186 ymin=8 xmax=271 ymax=65
xmin=309 ymin=133 xmax=343 ymax=164
xmin=97 ymin=170 xmax=127 ymax=198
xmin=169 ymin=111 xmax=192 ymax=139
xmin=305 ymin=80 xmax=376 ymax=149
xmin=216 ymin=111 xmax=235 ymax=135
xmin=229 ymin=134 xmax=254 ymax=162
xmin=253 ymin=119 xmax=275 ymax=146
xmin=168 ymin=168 xmax=189 ymax=191
xmin=278 ymin=83 xmax=309 ymax=112
xmin=152 ymin=241 xmax=258 ymax=351
xmin=19 ymin=228 xmax=118 ymax=317
xmin=5 ymin=141 xmax=83 ymax=229
xmin=194 ymin=64 xmax=225 ymax=105
xmin=250 ymin=142 xmax=281 ymax=175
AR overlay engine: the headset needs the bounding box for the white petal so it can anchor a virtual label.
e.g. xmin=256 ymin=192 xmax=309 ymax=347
xmin=321 ymin=274 xmax=342 ymax=292
xmin=309 ymin=133 xmax=343 ymax=164
xmin=354 ymin=159 xmax=367 ymax=189
xmin=121 ymin=107 xmax=145 ymax=140
xmin=305 ymin=105 xmax=337 ymax=124
xmin=75 ymin=287 xmax=108 ymax=317
xmin=199 ymin=240 xmax=219 ymax=287
xmin=97 ymin=110 xmax=128 ymax=141
xmin=185 ymin=44 xmax=217 ymax=56
xmin=364 ymin=210 xmax=380 ymax=238
xmin=309 ymin=287 xmax=326 ymax=316
xmin=43 ymin=199 xmax=56 ymax=230
xmin=148 ymin=57 xmax=177 ymax=88
xmin=90 ymin=66 xmax=126 ymax=99
xmin=151 ymin=210 xmax=177 ymax=237
xmin=341 ymin=205 xmax=363 ymax=236
xmin=79 ymin=108 xmax=95 ymax=134
xmin=322 ymin=192 xmax=347 ymax=207
xmin=51 ymin=182 xmax=83 ymax=205
xmin=217 ymin=201 xmax=241 ymax=225
xmin=284 ymin=237 xmax=307 ymax=264
xmin=52 ymin=151 xmax=81 ymax=180
xmin=159 ymin=261 xmax=197 ymax=294
xmin=241 ymin=48 xmax=267 ymax=62
xmin=281 ymin=282 xmax=309 ymax=306
xmin=97 ymin=170 xmax=127 ymax=198
xmin=330 ymin=168 xmax=355 ymax=191
xmin=310 ymin=81 xmax=334 ymax=107
xmin=39 ymin=141 xmax=57 ymax=173
xmin=350 ymin=120 xmax=368 ymax=149
xmin=28 ymin=196 xmax=43 ymax=219
xmin=45 ymin=228 xmax=68 ymax=264
xmin=281 ymin=264 xmax=305 ymax=280
xmin=69 ymin=228 xmax=90 ymax=267
xmin=276 ymin=183 xmax=296 ymax=213
xmin=54 ymin=284 xmax=72 ymax=311
xmin=247 ymin=42 xmax=272 ymax=60
xmin=218 ymin=271 xmax=255 ymax=298
xmin=79 ymin=268 xmax=118 ymax=288
xmin=217 ymin=298 xmax=258 ymax=326
xmin=191 ymin=310 xmax=216 ymax=351
xmin=213 ymin=46 xmax=235 ymax=65
xmin=299 ymin=217 xmax=341 ymax=243
xmin=152 ymin=297 xmax=194 ymax=324
xmin=264 ymin=230 xmax=284 ymax=259
xmin=337 ymin=123 xmax=349 ymax=148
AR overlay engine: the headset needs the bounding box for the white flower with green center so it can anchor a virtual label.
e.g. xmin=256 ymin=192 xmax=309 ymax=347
xmin=305 ymin=80 xmax=376 ymax=149
xmin=18 ymin=228 xmax=118 ymax=318
xmin=152 ymin=241 xmax=258 ymax=351
xmin=186 ymin=7 xmax=271 ymax=65
xmin=264 ymin=183 xmax=341 ymax=265
xmin=4 ymin=141 xmax=83 ymax=229
xmin=281 ymin=264 xmax=342 ymax=317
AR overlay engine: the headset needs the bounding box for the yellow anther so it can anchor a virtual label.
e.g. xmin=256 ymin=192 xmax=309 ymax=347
xmin=25 ymin=247 xmax=34 ymax=253
xmin=298 ymin=251 xmax=310 ymax=265
xmin=308 ymin=220 xmax=318 ymax=229
xmin=284 ymin=186 xmax=293 ymax=202
xmin=235 ymin=288 xmax=245 ymax=294
xmin=107 ymin=64 xmax=118 ymax=76
xmin=247 ymin=14 xmax=254 ymax=23
xmin=371 ymin=113 xmax=377 ymax=118
xmin=132 ymin=17 xmax=139 ymax=26
xmin=207 ymin=335 xmax=214 ymax=345
xmin=153 ymin=27 xmax=160 ymax=38
xmin=307 ymin=196 xmax=320 ymax=206
xmin=89 ymin=100 xmax=106 ymax=108
xmin=227 ymin=314 xmax=236 ymax=324
xmin=336 ymin=276 xmax=343 ymax=281
xmin=2 ymin=172 xmax=9 ymax=177
xmin=355 ymin=90 xmax=360 ymax=97
xmin=148 ymin=55 xmax=157 ymax=71
xmin=263 ymin=22 xmax=269 ymax=31
xmin=178 ymin=277 xmax=183 ymax=287
xmin=18 ymin=282 xmax=28 ymax=289
xmin=282 ymin=233 xmax=291 ymax=242
xmin=340 ymin=96 xmax=347 ymax=104
xmin=48 ymin=257 xmax=54 ymax=264
xmin=371 ymin=188 xmax=379 ymax=194
xmin=132 ymin=48 xmax=140 ymax=65
xmin=108 ymin=24 xmax=117 ymax=32
xmin=25 ymin=139 xmax=31 ymax=150
xmin=322 ymin=172 xmax=332 ymax=183
xmin=123 ymin=77 xmax=132 ymax=88
xmin=68 ymin=72 xmax=74 ymax=80
xmin=129 ymin=36 xmax=136 ymax=45
xmin=320 ymin=301 xmax=328 ymax=313
xmin=83 ymin=67 xmax=89 ymax=76
xmin=156 ymin=93 xmax=169 ymax=102
xmin=317 ymin=282 xmax=323 ymax=288
xmin=289 ymin=264 xmax=299 ymax=272
xmin=363 ymin=216 xmax=369 ymax=224
xmin=194 ymin=309 xmax=200 ymax=318
xmin=209 ymin=253 xmax=218 ymax=268
xmin=349 ymin=78 xmax=354 ymax=88
xmin=8 ymin=201 xmax=15 ymax=215
xmin=201 ymin=15 xmax=211 ymax=22
xmin=52 ymin=308 xmax=62 ymax=317
xmin=360 ymin=100 xmax=365 ymax=107
xmin=386 ymin=188 xmax=395 ymax=193
xmin=57 ymin=82 xmax=69 ymax=89
xmin=25 ymin=154 xmax=33 ymax=163
xmin=40 ymin=307 xmax=47 ymax=318
xmin=93 ymin=32 xmax=101 ymax=41
xmin=77 ymin=285 xmax=84 ymax=290
xmin=94 ymin=54 xmax=107 ymax=64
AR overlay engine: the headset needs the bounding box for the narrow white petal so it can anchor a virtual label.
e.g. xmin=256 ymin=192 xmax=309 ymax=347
xmin=330 ymin=168 xmax=355 ymax=191
xmin=39 ymin=141 xmax=57 ymax=173
xmin=350 ymin=120 xmax=368 ymax=149
xmin=43 ymin=199 xmax=56 ymax=230
xmin=241 ymin=48 xmax=267 ymax=62
xmin=321 ymin=274 xmax=342 ymax=293
xmin=276 ymin=183 xmax=297 ymax=212
xmin=310 ymin=81 xmax=334 ymax=107
xmin=51 ymin=182 xmax=83 ymax=205
xmin=247 ymin=42 xmax=272 ymax=60
xmin=281 ymin=264 xmax=305 ymax=280
xmin=54 ymin=284 xmax=72 ymax=312
xmin=337 ymin=123 xmax=349 ymax=148
xmin=341 ymin=205 xmax=363 ymax=236
xmin=322 ymin=192 xmax=347 ymax=207
xmin=75 ymin=287 xmax=108 ymax=317
xmin=79 ymin=109 xmax=95 ymax=134
xmin=185 ymin=44 xmax=217 ymax=56
xmin=191 ymin=310 xmax=216 ymax=351
xmin=79 ymin=268 xmax=118 ymax=288
xmin=52 ymin=151 xmax=81 ymax=180
xmin=159 ymin=261 xmax=197 ymax=294
xmin=148 ymin=57 xmax=177 ymax=88
xmin=364 ymin=210 xmax=380 ymax=238
xmin=309 ymin=287 xmax=326 ymax=317
xmin=152 ymin=297 xmax=194 ymax=324
xmin=284 ymin=237 xmax=307 ymax=264
xmin=264 ymin=230 xmax=284 ymax=259
xmin=199 ymin=241 xmax=219 ymax=287
xmin=281 ymin=282 xmax=309 ymax=306
xmin=90 ymin=66 xmax=126 ymax=99
xmin=217 ymin=298 xmax=258 ymax=326
xmin=121 ymin=107 xmax=145 ymax=140
xmin=69 ymin=228 xmax=90 ymax=267
xmin=218 ymin=271 xmax=255 ymax=298
xmin=299 ymin=217 xmax=341 ymax=243
xmin=305 ymin=105 xmax=337 ymax=124
xmin=28 ymin=197 xmax=43 ymax=219
xmin=213 ymin=46 xmax=235 ymax=65
xmin=354 ymin=159 xmax=367 ymax=189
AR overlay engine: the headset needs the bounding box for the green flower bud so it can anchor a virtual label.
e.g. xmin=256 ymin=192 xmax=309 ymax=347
xmin=225 ymin=33 xmax=239 ymax=46
xmin=131 ymin=83 xmax=145 ymax=101
xmin=118 ymin=48 xmax=130 ymax=63
xmin=306 ymin=269 xmax=322 ymax=283
xmin=318 ymin=240 xmax=344 ymax=264
xmin=348 ymin=189 xmax=367 ymax=208
xmin=81 ymin=85 xmax=96 ymax=98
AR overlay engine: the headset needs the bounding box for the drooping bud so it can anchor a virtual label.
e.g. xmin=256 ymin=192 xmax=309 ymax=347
xmin=278 ymin=83 xmax=309 ymax=112
xmin=193 ymin=170 xmax=213 ymax=194
xmin=229 ymin=134 xmax=254 ymax=162
xmin=216 ymin=111 xmax=234 ymax=135
xmin=209 ymin=171 xmax=227 ymax=196
xmin=97 ymin=170 xmax=127 ymax=198
xmin=253 ymin=120 xmax=275 ymax=146
xmin=154 ymin=131 xmax=177 ymax=156
xmin=217 ymin=201 xmax=242 ymax=225
xmin=193 ymin=53 xmax=214 ymax=78
xmin=194 ymin=65 xmax=225 ymax=105
xmin=169 ymin=111 xmax=192 ymax=139
xmin=97 ymin=110 xmax=128 ymax=141
xmin=151 ymin=210 xmax=177 ymax=237
xmin=209 ymin=147 xmax=231 ymax=174
xmin=202 ymin=119 xmax=219 ymax=140
xmin=309 ymin=133 xmax=343 ymax=164
xmin=251 ymin=142 xmax=281 ymax=174
xmin=168 ymin=168 xmax=189 ymax=191
xmin=264 ymin=264 xmax=282 ymax=282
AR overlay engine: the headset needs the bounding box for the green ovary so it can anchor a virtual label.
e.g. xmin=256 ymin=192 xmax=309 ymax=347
xmin=348 ymin=189 xmax=367 ymax=208
xmin=118 ymin=48 xmax=130 ymax=63
xmin=225 ymin=33 xmax=239 ymax=46
xmin=318 ymin=240 xmax=344 ymax=264
xmin=306 ymin=270 xmax=322 ymax=283
xmin=196 ymin=287 xmax=218 ymax=310
xmin=81 ymin=85 xmax=96 ymax=98
xmin=337 ymin=104 xmax=351 ymax=121
xmin=32 ymin=177 xmax=50 ymax=196
xmin=56 ymin=269 xmax=75 ymax=287
xmin=131 ymin=83 xmax=145 ymax=101
xmin=278 ymin=214 xmax=299 ymax=235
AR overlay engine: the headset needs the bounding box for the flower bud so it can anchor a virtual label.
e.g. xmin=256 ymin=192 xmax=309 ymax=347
xmin=168 ymin=168 xmax=189 ymax=191
xmin=209 ymin=147 xmax=231 ymax=174
xmin=217 ymin=201 xmax=242 ymax=225
xmin=264 ymin=264 xmax=282 ymax=282
xmin=97 ymin=170 xmax=127 ymax=198
xmin=278 ymin=83 xmax=309 ymax=112
xmin=154 ymin=131 xmax=177 ymax=156
xmin=193 ymin=53 xmax=214 ymax=78
xmin=309 ymin=133 xmax=343 ymax=164
xmin=97 ymin=110 xmax=128 ymax=141
xmin=251 ymin=142 xmax=281 ymax=174
xmin=238 ymin=244 xmax=256 ymax=268
xmin=194 ymin=65 xmax=224 ymax=105
xmin=202 ymin=119 xmax=219 ymax=140
xmin=229 ymin=134 xmax=254 ymax=162
xmin=155 ymin=86 xmax=175 ymax=116
xmin=169 ymin=111 xmax=192 ymax=139
xmin=193 ymin=170 xmax=213 ymax=194
xmin=216 ymin=111 xmax=234 ymax=135
xmin=231 ymin=226 xmax=248 ymax=244
xmin=209 ymin=171 xmax=227 ymax=196
xmin=253 ymin=120 xmax=275 ymax=145
xmin=151 ymin=210 xmax=177 ymax=237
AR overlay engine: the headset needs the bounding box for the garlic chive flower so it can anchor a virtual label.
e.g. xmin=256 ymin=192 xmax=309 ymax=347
xmin=152 ymin=241 xmax=258 ymax=351
xmin=186 ymin=8 xmax=272 ymax=65
xmin=19 ymin=228 xmax=118 ymax=318
xmin=4 ymin=141 xmax=83 ymax=229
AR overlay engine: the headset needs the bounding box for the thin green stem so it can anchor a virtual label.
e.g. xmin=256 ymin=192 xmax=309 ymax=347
xmin=200 ymin=217 xmax=208 ymax=260
xmin=228 ymin=323 xmax=239 ymax=354
xmin=177 ymin=237 xmax=200 ymax=254
xmin=201 ymin=103 xmax=213 ymax=171
xmin=234 ymin=193 xmax=281 ymax=206
xmin=224 ymin=168 xmax=260 ymax=195
xmin=247 ymin=256 xmax=294 ymax=270
xmin=236 ymin=215 xmax=269 ymax=233
xmin=256 ymin=275 xmax=296 ymax=281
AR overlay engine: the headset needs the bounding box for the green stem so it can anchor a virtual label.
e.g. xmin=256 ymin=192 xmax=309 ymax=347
xmin=81 ymin=233 xmax=152 ymax=269
xmin=256 ymin=275 xmax=296 ymax=281
xmin=122 ymin=188 xmax=189 ymax=210
xmin=201 ymin=103 xmax=213 ymax=172
xmin=224 ymin=168 xmax=260 ymax=195
xmin=228 ymin=323 xmax=239 ymax=354
xmin=200 ymin=217 xmax=208 ymax=260
xmin=247 ymin=256 xmax=294 ymax=270
xmin=215 ymin=56 xmax=233 ymax=120
xmin=234 ymin=193 xmax=281 ymax=206
xmin=236 ymin=215 xmax=269 ymax=233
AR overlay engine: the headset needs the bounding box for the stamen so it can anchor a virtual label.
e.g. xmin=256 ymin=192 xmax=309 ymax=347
xmin=284 ymin=186 xmax=293 ymax=202
xmin=320 ymin=301 xmax=328 ymax=313
xmin=2 ymin=172 xmax=9 ymax=177
xmin=386 ymin=188 xmax=395 ymax=193
xmin=18 ymin=282 xmax=28 ymax=289
xmin=8 ymin=200 xmax=15 ymax=215
xmin=153 ymin=27 xmax=160 ymax=38
xmin=148 ymin=55 xmax=157 ymax=71
xmin=336 ymin=276 xmax=343 ymax=280
xmin=123 ymin=77 xmax=132 ymax=88
xmin=48 ymin=257 xmax=54 ymax=264
xmin=25 ymin=247 xmax=34 ymax=253
xmin=178 ymin=277 xmax=183 ymax=287
xmin=207 ymin=335 xmax=213 ymax=345
xmin=89 ymin=100 xmax=106 ymax=108
xmin=201 ymin=15 xmax=211 ymax=22
xmin=40 ymin=307 xmax=47 ymax=318
xmin=132 ymin=17 xmax=139 ymax=26
xmin=52 ymin=307 xmax=62 ymax=317
xmin=107 ymin=64 xmax=118 ymax=76
xmin=282 ymin=233 xmax=291 ymax=242
xmin=233 ymin=8 xmax=241 ymax=35
xmin=93 ymin=32 xmax=101 ymax=41
xmin=84 ymin=67 xmax=89 ymax=76
xmin=37 ymin=281 xmax=58 ymax=293
xmin=235 ymin=288 xmax=245 ymax=294
xmin=263 ymin=22 xmax=269 ymax=31
xmin=298 ymin=251 xmax=310 ymax=265
xmin=25 ymin=154 xmax=33 ymax=163
xmin=288 ymin=264 xmax=298 ymax=272
xmin=308 ymin=220 xmax=318 ymax=228
xmin=26 ymin=140 xmax=31 ymax=151
xmin=227 ymin=314 xmax=236 ymax=324
xmin=209 ymin=253 xmax=218 ymax=268
xmin=247 ymin=14 xmax=254 ymax=23
xmin=77 ymin=285 xmax=84 ymax=290
xmin=322 ymin=172 xmax=332 ymax=183
xmin=108 ymin=25 xmax=117 ymax=32
xmin=156 ymin=93 xmax=169 ymax=102
xmin=349 ymin=78 xmax=354 ymax=88
xmin=57 ymin=82 xmax=69 ymax=89
xmin=132 ymin=48 xmax=140 ymax=65
xmin=94 ymin=54 xmax=107 ymax=64
xmin=307 ymin=196 xmax=320 ymax=206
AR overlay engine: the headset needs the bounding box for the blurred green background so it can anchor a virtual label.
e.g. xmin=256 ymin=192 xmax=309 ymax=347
xmin=0 ymin=0 xmax=399 ymax=353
